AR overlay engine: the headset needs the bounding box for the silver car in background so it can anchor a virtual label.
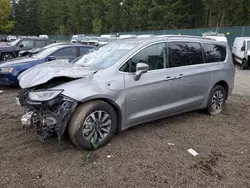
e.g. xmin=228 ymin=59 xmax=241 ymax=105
xmin=17 ymin=36 xmax=235 ymax=150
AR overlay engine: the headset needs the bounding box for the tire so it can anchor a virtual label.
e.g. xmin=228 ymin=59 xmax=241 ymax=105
xmin=68 ymin=100 xmax=117 ymax=150
xmin=241 ymin=59 xmax=249 ymax=70
xmin=207 ymin=85 xmax=227 ymax=116
xmin=1 ymin=53 xmax=14 ymax=61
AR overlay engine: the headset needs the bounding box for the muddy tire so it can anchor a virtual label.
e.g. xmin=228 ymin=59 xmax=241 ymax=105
xmin=241 ymin=59 xmax=249 ymax=70
xmin=207 ymin=85 xmax=227 ymax=116
xmin=1 ymin=53 xmax=14 ymax=61
xmin=68 ymin=100 xmax=117 ymax=150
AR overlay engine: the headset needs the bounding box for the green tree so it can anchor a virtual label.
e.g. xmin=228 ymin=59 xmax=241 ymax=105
xmin=0 ymin=0 xmax=15 ymax=33
xmin=14 ymin=0 xmax=40 ymax=35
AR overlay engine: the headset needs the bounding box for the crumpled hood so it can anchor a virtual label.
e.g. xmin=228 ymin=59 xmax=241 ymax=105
xmin=18 ymin=60 xmax=96 ymax=88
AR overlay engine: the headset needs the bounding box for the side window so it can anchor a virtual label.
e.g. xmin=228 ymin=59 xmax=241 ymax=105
xmin=130 ymin=43 xmax=166 ymax=72
xmin=35 ymin=40 xmax=47 ymax=48
xmin=53 ymin=47 xmax=77 ymax=59
xmin=202 ymin=44 xmax=226 ymax=63
xmin=168 ymin=42 xmax=203 ymax=68
xmin=80 ymin=47 xmax=90 ymax=56
xmin=18 ymin=40 xmax=34 ymax=48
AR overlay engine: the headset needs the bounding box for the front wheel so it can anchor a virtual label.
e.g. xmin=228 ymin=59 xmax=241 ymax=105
xmin=68 ymin=101 xmax=117 ymax=150
xmin=207 ymin=85 xmax=227 ymax=116
xmin=1 ymin=53 xmax=14 ymax=61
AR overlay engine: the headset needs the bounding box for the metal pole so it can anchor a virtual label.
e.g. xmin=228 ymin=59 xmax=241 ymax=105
xmin=242 ymin=26 xmax=246 ymax=37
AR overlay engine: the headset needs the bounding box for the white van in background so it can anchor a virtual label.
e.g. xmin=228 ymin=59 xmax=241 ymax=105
xmin=119 ymin=34 xmax=137 ymax=39
xmin=202 ymin=35 xmax=228 ymax=44
xmin=71 ymin=35 xmax=79 ymax=43
xmin=39 ymin=35 xmax=49 ymax=39
xmin=202 ymin=32 xmax=228 ymax=45
xmin=232 ymin=37 xmax=250 ymax=69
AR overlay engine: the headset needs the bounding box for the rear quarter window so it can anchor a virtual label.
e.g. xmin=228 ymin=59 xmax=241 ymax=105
xmin=201 ymin=43 xmax=226 ymax=63
xmin=35 ymin=40 xmax=47 ymax=48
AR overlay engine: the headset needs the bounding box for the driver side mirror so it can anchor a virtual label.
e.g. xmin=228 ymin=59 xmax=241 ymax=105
xmin=19 ymin=44 xmax=24 ymax=48
xmin=134 ymin=63 xmax=149 ymax=81
xmin=241 ymin=46 xmax=245 ymax=51
xmin=47 ymin=56 xmax=56 ymax=61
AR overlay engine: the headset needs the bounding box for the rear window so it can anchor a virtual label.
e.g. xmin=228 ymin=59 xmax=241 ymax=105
xmin=202 ymin=44 xmax=226 ymax=63
xmin=35 ymin=40 xmax=47 ymax=48
xmin=168 ymin=42 xmax=203 ymax=68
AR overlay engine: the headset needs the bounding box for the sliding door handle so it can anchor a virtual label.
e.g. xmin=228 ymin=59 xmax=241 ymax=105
xmin=175 ymin=74 xmax=184 ymax=79
xmin=165 ymin=76 xmax=176 ymax=81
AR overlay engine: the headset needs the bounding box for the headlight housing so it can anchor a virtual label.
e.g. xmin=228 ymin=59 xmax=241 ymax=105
xmin=0 ymin=67 xmax=14 ymax=73
xmin=28 ymin=90 xmax=63 ymax=101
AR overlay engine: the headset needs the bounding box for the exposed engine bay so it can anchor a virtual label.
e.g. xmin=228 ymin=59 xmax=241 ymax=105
xmin=18 ymin=77 xmax=78 ymax=143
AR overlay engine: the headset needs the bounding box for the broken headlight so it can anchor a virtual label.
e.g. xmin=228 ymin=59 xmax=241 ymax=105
xmin=28 ymin=90 xmax=63 ymax=101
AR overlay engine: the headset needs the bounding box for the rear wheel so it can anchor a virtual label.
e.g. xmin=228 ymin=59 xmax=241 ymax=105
xmin=207 ymin=85 xmax=227 ymax=116
xmin=68 ymin=101 xmax=117 ymax=150
xmin=1 ymin=53 xmax=14 ymax=61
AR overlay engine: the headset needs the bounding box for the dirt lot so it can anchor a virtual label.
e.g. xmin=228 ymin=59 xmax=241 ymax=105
xmin=0 ymin=70 xmax=250 ymax=188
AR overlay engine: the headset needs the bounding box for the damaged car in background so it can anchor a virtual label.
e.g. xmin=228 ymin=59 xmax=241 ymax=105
xmin=0 ymin=44 xmax=93 ymax=86
xmin=17 ymin=36 xmax=235 ymax=150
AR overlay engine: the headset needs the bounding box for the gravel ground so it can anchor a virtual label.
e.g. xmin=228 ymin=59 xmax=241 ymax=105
xmin=0 ymin=70 xmax=250 ymax=188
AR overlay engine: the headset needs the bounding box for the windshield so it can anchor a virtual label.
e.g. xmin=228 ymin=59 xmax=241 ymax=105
xmin=33 ymin=46 xmax=59 ymax=59
xmin=73 ymin=42 xmax=137 ymax=69
xmin=247 ymin=41 xmax=250 ymax=50
xmin=9 ymin=39 xmax=21 ymax=46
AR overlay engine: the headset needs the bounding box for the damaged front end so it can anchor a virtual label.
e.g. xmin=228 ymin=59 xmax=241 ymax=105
xmin=18 ymin=86 xmax=77 ymax=143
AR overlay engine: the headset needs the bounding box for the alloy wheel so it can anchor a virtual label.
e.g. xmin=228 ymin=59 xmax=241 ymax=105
xmin=211 ymin=90 xmax=224 ymax=112
xmin=82 ymin=111 xmax=112 ymax=145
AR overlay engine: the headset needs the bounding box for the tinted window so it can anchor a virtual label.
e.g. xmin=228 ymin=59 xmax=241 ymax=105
xmin=202 ymin=44 xmax=226 ymax=63
xmin=130 ymin=43 xmax=166 ymax=72
xmin=53 ymin=47 xmax=77 ymax=59
xmin=18 ymin=40 xmax=33 ymax=48
xmin=35 ymin=40 xmax=47 ymax=48
xmin=80 ymin=47 xmax=90 ymax=56
xmin=168 ymin=42 xmax=203 ymax=68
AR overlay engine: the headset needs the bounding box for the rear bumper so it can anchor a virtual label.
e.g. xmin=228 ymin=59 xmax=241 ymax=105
xmin=0 ymin=73 xmax=18 ymax=86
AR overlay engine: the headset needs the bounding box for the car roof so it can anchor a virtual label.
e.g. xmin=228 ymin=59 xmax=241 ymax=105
xmin=235 ymin=37 xmax=250 ymax=41
xmin=53 ymin=44 xmax=94 ymax=48
xmin=19 ymin=37 xmax=50 ymax=41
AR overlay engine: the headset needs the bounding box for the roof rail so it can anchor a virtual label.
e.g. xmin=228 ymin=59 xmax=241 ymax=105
xmin=158 ymin=35 xmax=215 ymax=41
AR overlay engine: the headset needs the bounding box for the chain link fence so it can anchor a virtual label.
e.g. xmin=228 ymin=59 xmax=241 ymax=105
xmin=49 ymin=26 xmax=250 ymax=47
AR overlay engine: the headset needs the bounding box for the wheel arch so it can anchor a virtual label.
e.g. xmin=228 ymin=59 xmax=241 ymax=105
xmin=78 ymin=97 xmax=122 ymax=134
xmin=1 ymin=52 xmax=16 ymax=59
xmin=214 ymin=80 xmax=229 ymax=99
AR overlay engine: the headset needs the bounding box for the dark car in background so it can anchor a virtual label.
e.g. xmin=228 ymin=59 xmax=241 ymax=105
xmin=0 ymin=44 xmax=93 ymax=86
xmin=0 ymin=38 xmax=55 ymax=61
xmin=0 ymin=35 xmax=7 ymax=42
xmin=18 ymin=42 xmax=71 ymax=57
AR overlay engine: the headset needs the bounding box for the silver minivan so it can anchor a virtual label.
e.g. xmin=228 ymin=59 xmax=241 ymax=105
xmin=17 ymin=36 xmax=235 ymax=150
